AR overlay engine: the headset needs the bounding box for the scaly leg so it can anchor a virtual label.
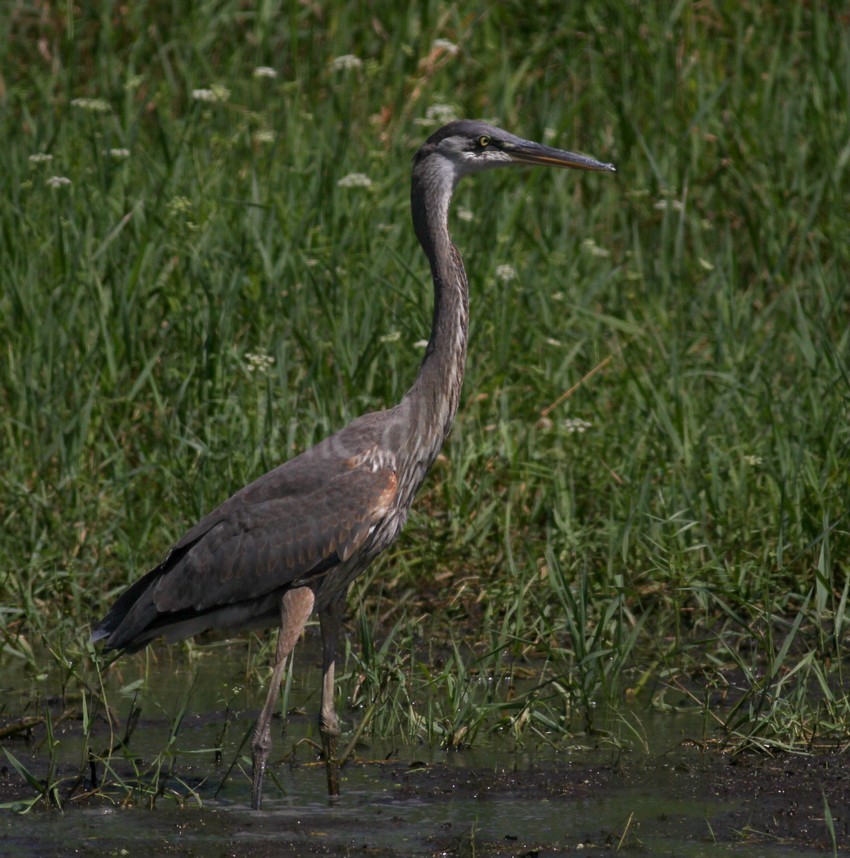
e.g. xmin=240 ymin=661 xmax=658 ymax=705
xmin=251 ymin=587 xmax=315 ymax=810
xmin=318 ymin=591 xmax=346 ymax=796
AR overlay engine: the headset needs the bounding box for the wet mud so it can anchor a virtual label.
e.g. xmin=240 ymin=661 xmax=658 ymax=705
xmin=1 ymin=738 xmax=847 ymax=856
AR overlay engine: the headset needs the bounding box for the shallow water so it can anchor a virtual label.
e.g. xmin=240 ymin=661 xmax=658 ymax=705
xmin=0 ymin=641 xmax=842 ymax=856
xmin=1 ymin=758 xmax=833 ymax=857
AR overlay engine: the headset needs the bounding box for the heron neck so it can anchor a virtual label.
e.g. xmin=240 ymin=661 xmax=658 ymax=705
xmin=400 ymin=172 xmax=469 ymax=471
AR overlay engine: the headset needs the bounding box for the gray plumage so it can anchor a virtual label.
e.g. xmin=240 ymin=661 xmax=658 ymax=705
xmin=92 ymin=120 xmax=615 ymax=809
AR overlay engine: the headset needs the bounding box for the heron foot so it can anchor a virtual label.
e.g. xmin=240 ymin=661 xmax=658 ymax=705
xmin=251 ymin=720 xmax=272 ymax=810
xmin=321 ymin=729 xmax=340 ymax=797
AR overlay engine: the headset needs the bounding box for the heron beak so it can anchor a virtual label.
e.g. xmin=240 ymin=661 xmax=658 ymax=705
xmin=506 ymin=140 xmax=616 ymax=173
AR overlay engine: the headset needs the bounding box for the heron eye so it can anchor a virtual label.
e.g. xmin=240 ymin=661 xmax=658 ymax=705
xmin=478 ymin=135 xmax=490 ymax=148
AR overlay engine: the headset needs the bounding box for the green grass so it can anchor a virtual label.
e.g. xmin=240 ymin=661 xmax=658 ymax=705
xmin=1 ymin=1 xmax=849 ymax=804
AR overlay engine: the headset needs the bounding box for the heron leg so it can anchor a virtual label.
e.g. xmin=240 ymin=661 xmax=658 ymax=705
xmin=318 ymin=592 xmax=346 ymax=797
xmin=319 ymin=593 xmax=345 ymax=736
xmin=251 ymin=587 xmax=315 ymax=810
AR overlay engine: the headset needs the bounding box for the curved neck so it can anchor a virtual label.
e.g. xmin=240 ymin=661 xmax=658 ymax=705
xmin=397 ymin=165 xmax=469 ymax=473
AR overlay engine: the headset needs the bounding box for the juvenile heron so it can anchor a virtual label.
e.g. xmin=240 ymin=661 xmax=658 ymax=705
xmin=92 ymin=120 xmax=615 ymax=809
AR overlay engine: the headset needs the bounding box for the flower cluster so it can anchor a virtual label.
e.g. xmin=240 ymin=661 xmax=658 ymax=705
xmin=415 ymin=103 xmax=459 ymax=127
xmin=337 ymin=172 xmax=372 ymax=189
xmin=330 ymin=54 xmax=362 ymax=72
xmin=192 ymin=85 xmax=230 ymax=103
xmin=167 ymin=196 xmax=192 ymax=215
xmin=245 ymin=350 xmax=275 ymax=374
xmin=581 ymin=238 xmax=610 ymax=258
xmin=71 ymin=97 xmax=110 ymax=112
xmin=563 ymin=417 xmax=591 ymax=434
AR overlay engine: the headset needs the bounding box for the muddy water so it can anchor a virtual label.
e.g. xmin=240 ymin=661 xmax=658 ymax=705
xmin=1 ymin=641 xmax=844 ymax=856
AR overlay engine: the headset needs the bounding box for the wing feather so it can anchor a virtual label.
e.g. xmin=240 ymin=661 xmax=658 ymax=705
xmin=151 ymin=455 xmax=397 ymax=613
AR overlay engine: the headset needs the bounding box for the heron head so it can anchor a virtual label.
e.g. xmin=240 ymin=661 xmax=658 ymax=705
xmin=415 ymin=120 xmax=616 ymax=185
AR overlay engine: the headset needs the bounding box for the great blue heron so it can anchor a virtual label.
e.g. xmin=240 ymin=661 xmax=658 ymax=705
xmin=92 ymin=120 xmax=615 ymax=809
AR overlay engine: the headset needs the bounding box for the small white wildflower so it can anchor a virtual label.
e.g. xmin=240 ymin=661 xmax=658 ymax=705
xmin=167 ymin=195 xmax=192 ymax=215
xmin=253 ymin=129 xmax=276 ymax=144
xmin=428 ymin=104 xmax=457 ymax=122
xmin=124 ymin=75 xmax=144 ymax=90
xmin=415 ymin=103 xmax=459 ymax=127
xmin=551 ymin=291 xmax=564 ymax=302
xmin=245 ymin=350 xmax=275 ymax=374
xmin=192 ymin=84 xmax=230 ymax=103
xmin=743 ymin=454 xmax=763 ymax=466
xmin=109 ymin=148 xmax=130 ymax=159
xmin=698 ymin=257 xmax=714 ymax=271
xmin=337 ymin=172 xmax=372 ymax=189
xmin=46 ymin=175 xmax=72 ymax=189
xmin=654 ymin=198 xmax=684 ymax=211
xmin=456 ymin=207 xmax=474 ymax=222
xmin=71 ymin=97 xmax=110 ymax=112
xmin=564 ymin=417 xmax=591 ymax=434
xmin=495 ymin=264 xmax=517 ymax=282
xmin=581 ymin=237 xmax=610 ymax=258
xmin=330 ymin=54 xmax=362 ymax=72
xmin=543 ymin=127 xmax=558 ymax=143
xmin=432 ymin=38 xmax=458 ymax=55
xmin=545 ymin=337 xmax=561 ymax=347
xmin=253 ymin=66 xmax=278 ymax=78
xmin=380 ymin=331 xmax=401 ymax=344
xmin=29 ymin=153 xmax=53 ymax=164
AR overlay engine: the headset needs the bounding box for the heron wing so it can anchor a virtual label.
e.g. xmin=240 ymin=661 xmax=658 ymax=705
xmin=93 ymin=435 xmax=399 ymax=650
xmin=152 ymin=454 xmax=398 ymax=613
